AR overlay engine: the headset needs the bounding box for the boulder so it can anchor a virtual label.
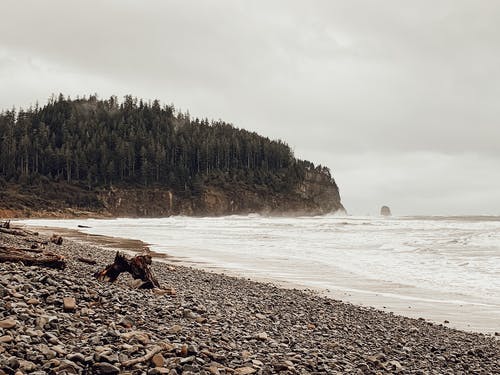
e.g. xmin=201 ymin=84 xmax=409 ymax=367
xmin=380 ymin=206 xmax=391 ymax=216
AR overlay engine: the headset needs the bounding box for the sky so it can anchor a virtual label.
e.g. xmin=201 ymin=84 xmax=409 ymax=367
xmin=0 ymin=0 xmax=499 ymax=215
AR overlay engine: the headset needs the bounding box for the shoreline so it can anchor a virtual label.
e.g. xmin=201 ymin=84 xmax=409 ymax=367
xmin=1 ymin=224 xmax=499 ymax=373
xmin=18 ymin=221 xmax=500 ymax=335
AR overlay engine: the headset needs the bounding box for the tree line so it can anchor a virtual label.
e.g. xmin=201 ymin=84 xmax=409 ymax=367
xmin=0 ymin=94 xmax=331 ymax=194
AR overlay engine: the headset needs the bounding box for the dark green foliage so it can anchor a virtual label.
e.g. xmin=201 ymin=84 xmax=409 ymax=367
xmin=0 ymin=94 xmax=330 ymax=195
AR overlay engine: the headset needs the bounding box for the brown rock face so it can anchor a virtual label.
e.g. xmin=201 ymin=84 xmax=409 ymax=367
xmin=98 ymin=170 xmax=344 ymax=217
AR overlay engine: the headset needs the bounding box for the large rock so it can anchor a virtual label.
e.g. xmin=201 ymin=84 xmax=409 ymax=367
xmin=380 ymin=206 xmax=391 ymax=216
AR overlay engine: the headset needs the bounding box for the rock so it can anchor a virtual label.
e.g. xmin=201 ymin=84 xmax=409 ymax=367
xmin=255 ymin=332 xmax=268 ymax=341
xmin=129 ymin=279 xmax=144 ymax=288
xmin=183 ymin=309 xmax=198 ymax=319
xmin=38 ymin=344 xmax=57 ymax=359
xmin=0 ymin=335 xmax=13 ymax=343
xmin=50 ymin=234 xmax=63 ymax=245
xmin=387 ymin=360 xmax=404 ymax=372
xmin=380 ymin=205 xmax=392 ymax=216
xmin=180 ymin=344 xmax=188 ymax=357
xmin=241 ymin=350 xmax=251 ymax=360
xmin=0 ymin=319 xmax=16 ymax=329
xmin=409 ymin=327 xmax=419 ymax=334
xmin=96 ymin=352 xmax=119 ymax=363
xmin=122 ymin=331 xmax=151 ymax=344
xmin=92 ymin=362 xmax=121 ymax=374
xmin=19 ymin=360 xmax=38 ymax=372
xmin=63 ymin=297 xmax=77 ymax=312
xmin=118 ymin=317 xmax=134 ymax=328
xmin=7 ymin=357 xmax=20 ymax=369
xmin=366 ymin=352 xmax=386 ymax=363
xmin=149 ymin=368 xmax=170 ymax=375
xmin=67 ymin=353 xmax=86 ymax=364
xmin=168 ymin=325 xmax=183 ymax=334
xmin=273 ymin=361 xmax=294 ymax=371
xmin=234 ymin=367 xmax=256 ymax=375
xmin=152 ymin=353 xmax=165 ymax=367
xmin=179 ymin=356 xmax=195 ymax=364
xmin=52 ymin=359 xmax=80 ymax=373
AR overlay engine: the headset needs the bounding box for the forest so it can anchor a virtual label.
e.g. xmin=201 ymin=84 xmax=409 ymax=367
xmin=0 ymin=95 xmax=332 ymax=197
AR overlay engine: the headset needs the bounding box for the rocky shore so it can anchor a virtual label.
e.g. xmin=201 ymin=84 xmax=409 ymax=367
xmin=0 ymin=229 xmax=499 ymax=374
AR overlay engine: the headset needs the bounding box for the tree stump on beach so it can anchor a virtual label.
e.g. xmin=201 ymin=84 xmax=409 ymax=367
xmin=94 ymin=251 xmax=160 ymax=289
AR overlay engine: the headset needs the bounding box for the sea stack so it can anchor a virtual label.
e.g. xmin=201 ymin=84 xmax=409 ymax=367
xmin=380 ymin=206 xmax=391 ymax=216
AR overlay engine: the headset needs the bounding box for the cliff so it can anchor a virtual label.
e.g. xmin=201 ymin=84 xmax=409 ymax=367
xmin=98 ymin=170 xmax=344 ymax=217
xmin=0 ymin=169 xmax=344 ymax=218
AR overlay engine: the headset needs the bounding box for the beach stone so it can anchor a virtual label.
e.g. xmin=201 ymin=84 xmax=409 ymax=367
xmin=273 ymin=361 xmax=295 ymax=371
xmin=152 ymin=353 xmax=165 ymax=367
xmin=122 ymin=331 xmax=151 ymax=344
xmin=252 ymin=359 xmax=264 ymax=367
xmin=92 ymin=362 xmax=120 ymax=374
xmin=38 ymin=344 xmax=57 ymax=359
xmin=6 ymin=357 xmax=20 ymax=369
xmin=168 ymin=325 xmax=183 ymax=334
xmin=0 ymin=335 xmax=13 ymax=343
xmin=255 ymin=332 xmax=268 ymax=341
xmin=19 ymin=360 xmax=37 ymax=372
xmin=118 ymin=316 xmax=134 ymax=328
xmin=63 ymin=297 xmax=76 ymax=312
xmin=234 ymin=367 xmax=256 ymax=375
xmin=180 ymin=356 xmax=195 ymax=364
xmin=0 ymin=319 xmax=16 ymax=329
xmin=67 ymin=353 xmax=86 ymax=364
xmin=388 ymin=360 xmax=404 ymax=372
xmin=53 ymin=359 xmax=80 ymax=373
xmin=208 ymin=365 xmax=221 ymax=375
xmin=149 ymin=368 xmax=170 ymax=375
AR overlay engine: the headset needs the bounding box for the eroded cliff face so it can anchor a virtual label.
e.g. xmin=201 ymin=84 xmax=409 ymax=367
xmin=98 ymin=171 xmax=344 ymax=217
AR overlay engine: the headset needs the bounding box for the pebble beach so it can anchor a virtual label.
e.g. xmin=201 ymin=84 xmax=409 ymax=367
xmin=1 ymin=228 xmax=499 ymax=374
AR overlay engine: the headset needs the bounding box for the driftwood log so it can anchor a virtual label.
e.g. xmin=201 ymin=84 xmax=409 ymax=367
xmin=0 ymin=227 xmax=27 ymax=236
xmin=0 ymin=246 xmax=66 ymax=269
xmin=95 ymin=252 xmax=160 ymax=289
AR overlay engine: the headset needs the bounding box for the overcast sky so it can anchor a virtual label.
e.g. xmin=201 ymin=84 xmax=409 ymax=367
xmin=1 ymin=0 xmax=499 ymax=215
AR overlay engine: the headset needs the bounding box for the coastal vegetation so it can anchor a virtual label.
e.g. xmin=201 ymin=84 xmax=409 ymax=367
xmin=0 ymin=95 xmax=342 ymax=216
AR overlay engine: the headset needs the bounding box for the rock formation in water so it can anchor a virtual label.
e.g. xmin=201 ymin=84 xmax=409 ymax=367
xmin=380 ymin=206 xmax=392 ymax=216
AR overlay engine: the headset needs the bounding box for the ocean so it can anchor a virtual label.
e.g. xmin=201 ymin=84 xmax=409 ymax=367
xmin=21 ymin=215 xmax=500 ymax=333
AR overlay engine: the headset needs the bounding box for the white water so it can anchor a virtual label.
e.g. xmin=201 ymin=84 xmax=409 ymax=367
xmin=21 ymin=215 xmax=500 ymax=332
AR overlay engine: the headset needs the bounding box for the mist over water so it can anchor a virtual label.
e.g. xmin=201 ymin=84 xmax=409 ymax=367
xmin=22 ymin=215 xmax=500 ymax=331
